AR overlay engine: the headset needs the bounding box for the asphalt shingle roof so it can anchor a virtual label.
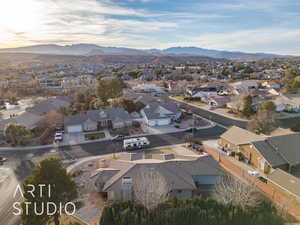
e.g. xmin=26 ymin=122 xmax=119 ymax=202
xmin=64 ymin=108 xmax=132 ymax=126
xmin=102 ymin=155 xmax=223 ymax=192
xmin=143 ymin=103 xmax=180 ymax=120
xmin=221 ymin=126 xmax=265 ymax=146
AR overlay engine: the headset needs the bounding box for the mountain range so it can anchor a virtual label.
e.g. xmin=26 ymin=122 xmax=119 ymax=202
xmin=0 ymin=44 xmax=291 ymax=60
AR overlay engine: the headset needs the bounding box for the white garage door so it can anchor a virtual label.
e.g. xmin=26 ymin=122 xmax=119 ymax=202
xmin=157 ymin=119 xmax=170 ymax=126
xmin=67 ymin=125 xmax=82 ymax=133
xmin=148 ymin=120 xmax=157 ymax=126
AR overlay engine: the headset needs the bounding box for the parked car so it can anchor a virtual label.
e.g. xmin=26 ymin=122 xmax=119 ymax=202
xmin=258 ymin=176 xmax=268 ymax=183
xmin=0 ymin=156 xmax=7 ymax=163
xmin=248 ymin=170 xmax=260 ymax=177
xmin=54 ymin=132 xmax=63 ymax=142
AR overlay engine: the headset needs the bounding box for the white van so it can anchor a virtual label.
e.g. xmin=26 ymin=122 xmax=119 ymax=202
xmin=123 ymin=137 xmax=150 ymax=150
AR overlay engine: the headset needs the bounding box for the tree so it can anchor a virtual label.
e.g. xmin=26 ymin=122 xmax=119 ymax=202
xmin=89 ymin=98 xmax=106 ymax=110
xmin=4 ymin=123 xmax=31 ymax=146
xmin=100 ymin=197 xmax=284 ymax=225
xmin=8 ymin=92 xmax=18 ymax=104
xmin=21 ymin=158 xmax=78 ymax=225
xmin=291 ymin=123 xmax=300 ymax=132
xmin=133 ymin=167 xmax=170 ymax=209
xmin=111 ymin=98 xmax=137 ymax=113
xmin=260 ymin=101 xmax=276 ymax=112
xmin=241 ymin=95 xmax=255 ymax=117
xmin=96 ymin=78 xmax=125 ymax=103
xmin=230 ymin=89 xmax=251 ymax=113
xmin=184 ymin=134 xmax=193 ymax=147
xmin=248 ymin=109 xmax=278 ymax=135
xmin=214 ymin=175 xmax=258 ymax=209
xmin=284 ymin=69 xmax=296 ymax=81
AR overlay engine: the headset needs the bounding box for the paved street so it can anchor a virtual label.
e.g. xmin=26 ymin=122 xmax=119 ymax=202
xmin=171 ymin=99 xmax=248 ymax=128
xmin=0 ymin=124 xmax=225 ymax=225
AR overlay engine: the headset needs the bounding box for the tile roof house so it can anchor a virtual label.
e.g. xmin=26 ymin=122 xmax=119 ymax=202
xmin=64 ymin=108 xmax=133 ymax=133
xmin=219 ymin=126 xmax=300 ymax=174
xmin=141 ymin=103 xmax=182 ymax=126
xmin=93 ymin=153 xmax=223 ymax=201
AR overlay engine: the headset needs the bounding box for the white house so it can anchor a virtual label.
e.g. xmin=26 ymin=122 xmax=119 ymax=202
xmin=141 ymin=103 xmax=181 ymax=126
xmin=262 ymin=81 xmax=281 ymax=89
xmin=231 ymin=80 xmax=258 ymax=90
xmin=273 ymin=94 xmax=300 ymax=112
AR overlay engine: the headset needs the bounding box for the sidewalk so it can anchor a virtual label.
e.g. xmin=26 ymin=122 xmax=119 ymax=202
xmin=170 ymin=96 xmax=249 ymax=122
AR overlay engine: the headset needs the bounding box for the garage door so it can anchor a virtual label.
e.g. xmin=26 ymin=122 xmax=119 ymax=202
xmin=148 ymin=120 xmax=156 ymax=126
xmin=67 ymin=125 xmax=82 ymax=133
xmin=157 ymin=119 xmax=170 ymax=126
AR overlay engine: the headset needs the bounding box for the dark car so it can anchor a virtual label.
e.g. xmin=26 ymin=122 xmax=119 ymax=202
xmin=258 ymin=176 xmax=268 ymax=184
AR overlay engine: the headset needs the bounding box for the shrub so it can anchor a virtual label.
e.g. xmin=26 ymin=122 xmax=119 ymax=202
xmin=291 ymin=123 xmax=300 ymax=132
xmin=132 ymin=121 xmax=141 ymax=128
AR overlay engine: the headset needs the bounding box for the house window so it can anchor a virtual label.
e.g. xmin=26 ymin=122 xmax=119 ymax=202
xmin=259 ymin=158 xmax=265 ymax=170
xmin=177 ymin=190 xmax=182 ymax=193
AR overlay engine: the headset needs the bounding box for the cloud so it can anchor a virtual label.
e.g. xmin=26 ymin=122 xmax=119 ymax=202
xmin=187 ymin=28 xmax=300 ymax=55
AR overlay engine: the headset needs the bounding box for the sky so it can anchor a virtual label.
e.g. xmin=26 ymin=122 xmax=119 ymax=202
xmin=0 ymin=0 xmax=300 ymax=55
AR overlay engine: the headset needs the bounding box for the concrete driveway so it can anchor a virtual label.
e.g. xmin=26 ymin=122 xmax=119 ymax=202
xmin=0 ymin=167 xmax=21 ymax=225
xmin=62 ymin=132 xmax=86 ymax=145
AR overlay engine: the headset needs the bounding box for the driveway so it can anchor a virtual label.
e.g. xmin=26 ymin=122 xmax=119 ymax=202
xmin=62 ymin=132 xmax=86 ymax=145
xmin=0 ymin=167 xmax=22 ymax=225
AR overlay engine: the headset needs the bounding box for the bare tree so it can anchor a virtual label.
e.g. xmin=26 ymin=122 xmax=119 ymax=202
xmin=230 ymin=89 xmax=251 ymax=112
xmin=133 ymin=167 xmax=170 ymax=209
xmin=184 ymin=134 xmax=193 ymax=147
xmin=108 ymin=142 xmax=121 ymax=159
xmin=214 ymin=175 xmax=258 ymax=209
xmin=248 ymin=109 xmax=278 ymax=135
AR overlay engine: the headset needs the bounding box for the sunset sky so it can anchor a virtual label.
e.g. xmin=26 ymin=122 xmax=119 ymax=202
xmin=1 ymin=0 xmax=300 ymax=55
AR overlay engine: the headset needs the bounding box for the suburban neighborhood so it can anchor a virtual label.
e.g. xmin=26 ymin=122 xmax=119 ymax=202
xmin=1 ymin=0 xmax=300 ymax=224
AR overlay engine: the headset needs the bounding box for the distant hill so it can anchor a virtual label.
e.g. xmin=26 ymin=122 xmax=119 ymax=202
xmin=146 ymin=47 xmax=285 ymax=59
xmin=0 ymin=44 xmax=147 ymax=56
xmin=0 ymin=44 xmax=293 ymax=60
xmin=0 ymin=52 xmax=225 ymax=66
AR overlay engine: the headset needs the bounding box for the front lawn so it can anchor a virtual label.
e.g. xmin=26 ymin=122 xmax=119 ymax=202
xmin=85 ymin=132 xmax=105 ymax=141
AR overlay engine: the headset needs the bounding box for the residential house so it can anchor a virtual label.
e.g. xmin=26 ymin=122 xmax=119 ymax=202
xmin=262 ymin=81 xmax=281 ymax=89
xmin=64 ymin=108 xmax=133 ymax=133
xmin=62 ymin=77 xmax=81 ymax=89
xmin=78 ymin=74 xmax=97 ymax=86
xmin=141 ymin=103 xmax=182 ymax=126
xmin=140 ymin=70 xmax=157 ymax=81
xmin=93 ymin=153 xmax=223 ymax=201
xmin=205 ymin=95 xmax=231 ymax=108
xmin=0 ymin=80 xmax=8 ymax=88
xmin=26 ymin=97 xmax=71 ymax=116
xmin=219 ymin=126 xmax=300 ymax=174
xmin=231 ymin=80 xmax=258 ymax=91
xmin=133 ymin=84 xmax=165 ymax=93
xmin=273 ymin=94 xmax=300 ymax=112
xmin=0 ymin=112 xmax=43 ymax=132
xmin=39 ymin=77 xmax=62 ymax=89
xmin=186 ymin=82 xmax=228 ymax=99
